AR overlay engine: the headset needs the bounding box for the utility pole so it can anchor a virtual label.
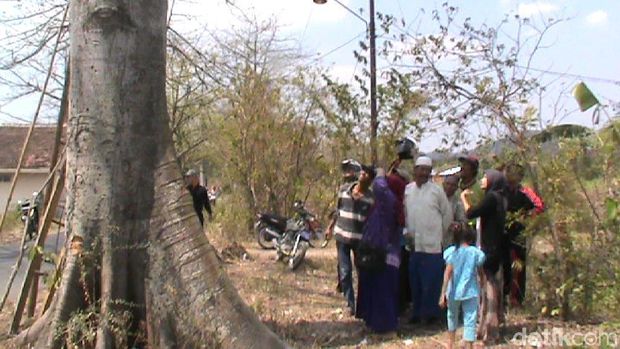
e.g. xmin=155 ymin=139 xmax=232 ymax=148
xmin=368 ymin=0 xmax=378 ymax=164
xmin=313 ymin=0 xmax=379 ymax=163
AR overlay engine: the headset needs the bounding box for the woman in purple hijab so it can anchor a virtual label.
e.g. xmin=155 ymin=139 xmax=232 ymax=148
xmin=356 ymin=167 xmax=401 ymax=333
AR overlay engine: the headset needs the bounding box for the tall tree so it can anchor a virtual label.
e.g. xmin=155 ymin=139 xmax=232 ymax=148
xmin=11 ymin=1 xmax=285 ymax=348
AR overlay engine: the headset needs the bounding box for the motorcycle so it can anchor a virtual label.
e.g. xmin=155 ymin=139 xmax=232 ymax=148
xmin=17 ymin=193 xmax=40 ymax=240
xmin=255 ymin=201 xmax=328 ymax=250
xmin=273 ymin=226 xmax=311 ymax=270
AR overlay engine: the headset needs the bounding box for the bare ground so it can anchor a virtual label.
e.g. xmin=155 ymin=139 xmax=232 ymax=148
xmin=0 ymin=224 xmax=23 ymax=245
xmin=1 ymin=233 xmax=617 ymax=348
xmin=212 ymin=237 xmax=619 ymax=349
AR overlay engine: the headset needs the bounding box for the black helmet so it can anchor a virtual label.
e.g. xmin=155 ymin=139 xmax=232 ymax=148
xmin=340 ymin=159 xmax=362 ymax=173
xmin=396 ymin=137 xmax=416 ymax=160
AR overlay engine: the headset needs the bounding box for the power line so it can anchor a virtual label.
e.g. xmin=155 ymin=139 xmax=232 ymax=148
xmin=388 ymin=23 xmax=620 ymax=86
xmin=514 ymin=65 xmax=620 ymax=86
xmin=394 ymin=0 xmax=405 ymax=21
xmin=312 ymin=31 xmax=365 ymax=62
xmin=300 ymin=5 xmax=314 ymax=44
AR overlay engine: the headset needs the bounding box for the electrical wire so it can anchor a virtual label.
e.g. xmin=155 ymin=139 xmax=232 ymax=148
xmin=387 ymin=21 xmax=620 ymax=86
xmin=514 ymin=65 xmax=620 ymax=86
xmin=312 ymin=31 xmax=365 ymax=62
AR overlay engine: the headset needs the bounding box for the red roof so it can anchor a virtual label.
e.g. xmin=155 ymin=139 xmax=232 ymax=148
xmin=0 ymin=125 xmax=62 ymax=169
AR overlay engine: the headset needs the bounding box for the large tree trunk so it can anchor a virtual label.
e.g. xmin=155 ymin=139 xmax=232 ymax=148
xmin=11 ymin=1 xmax=285 ymax=348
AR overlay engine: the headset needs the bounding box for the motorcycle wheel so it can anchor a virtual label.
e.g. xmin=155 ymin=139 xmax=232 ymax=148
xmin=257 ymin=227 xmax=276 ymax=250
xmin=288 ymin=241 xmax=308 ymax=271
xmin=308 ymin=229 xmax=328 ymax=248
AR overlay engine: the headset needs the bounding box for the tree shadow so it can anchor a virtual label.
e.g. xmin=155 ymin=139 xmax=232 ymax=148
xmin=264 ymin=315 xmax=451 ymax=348
xmin=265 ymin=319 xmax=367 ymax=347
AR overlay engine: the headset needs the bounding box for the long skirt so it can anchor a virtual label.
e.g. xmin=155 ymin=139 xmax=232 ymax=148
xmin=356 ymin=265 xmax=399 ymax=333
xmin=478 ymin=266 xmax=504 ymax=343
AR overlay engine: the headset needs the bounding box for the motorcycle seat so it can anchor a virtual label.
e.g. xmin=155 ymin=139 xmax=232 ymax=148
xmin=260 ymin=213 xmax=288 ymax=231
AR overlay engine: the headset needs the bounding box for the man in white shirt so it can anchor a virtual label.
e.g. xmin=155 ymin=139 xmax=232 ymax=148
xmin=404 ymin=156 xmax=452 ymax=324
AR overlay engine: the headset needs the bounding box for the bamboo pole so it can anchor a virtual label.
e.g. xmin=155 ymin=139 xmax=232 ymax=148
xmin=0 ymin=194 xmax=37 ymax=312
xmin=27 ymin=59 xmax=69 ymax=318
xmin=0 ymin=5 xmax=68 ymax=239
xmin=41 ymin=247 xmax=66 ymax=316
xmin=9 ymin=166 xmax=65 ymax=334
xmin=0 ymin=151 xmax=66 ymax=312
xmin=43 ymin=59 xmax=69 ymax=209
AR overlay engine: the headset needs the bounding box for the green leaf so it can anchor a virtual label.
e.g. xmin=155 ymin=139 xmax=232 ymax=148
xmin=28 ymin=245 xmax=43 ymax=261
xmin=605 ymin=197 xmax=619 ymax=222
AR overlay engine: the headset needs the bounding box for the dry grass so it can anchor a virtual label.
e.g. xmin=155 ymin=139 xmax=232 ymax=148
xmin=0 ymin=212 xmax=24 ymax=245
xmin=210 ymin=231 xmax=620 ymax=348
xmin=1 ymin=229 xmax=616 ymax=348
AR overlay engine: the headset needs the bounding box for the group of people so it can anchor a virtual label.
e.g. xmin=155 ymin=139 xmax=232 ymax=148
xmin=327 ymin=155 xmax=543 ymax=347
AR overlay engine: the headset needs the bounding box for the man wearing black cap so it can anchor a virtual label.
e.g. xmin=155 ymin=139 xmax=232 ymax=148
xmin=504 ymin=163 xmax=538 ymax=306
xmin=458 ymin=155 xmax=484 ymax=225
xmin=185 ymin=169 xmax=213 ymax=227
xmin=327 ymin=163 xmax=375 ymax=316
xmin=458 ymin=156 xmax=480 ymax=196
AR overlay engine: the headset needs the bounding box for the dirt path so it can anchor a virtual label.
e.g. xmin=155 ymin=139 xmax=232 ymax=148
xmin=220 ymin=241 xmax=619 ymax=348
xmin=221 ymin=243 xmax=497 ymax=348
xmin=1 ymin=236 xmax=614 ymax=347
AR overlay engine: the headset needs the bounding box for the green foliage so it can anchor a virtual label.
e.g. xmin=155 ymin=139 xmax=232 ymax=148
xmin=58 ymin=302 xmax=141 ymax=349
xmin=164 ymin=2 xmax=620 ymax=326
xmin=169 ymin=19 xmax=351 ymax=236
xmin=1 ymin=210 xmax=22 ymax=234
xmin=605 ymin=197 xmax=619 ymax=224
xmin=523 ymin=131 xmax=620 ymax=322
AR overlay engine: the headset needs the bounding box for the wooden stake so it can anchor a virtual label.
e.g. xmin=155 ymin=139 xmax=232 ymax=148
xmin=0 ymin=6 xmax=68 ymax=239
xmin=27 ymin=59 xmax=69 ymax=319
xmin=41 ymin=247 xmax=66 ymax=316
xmin=0 ymin=196 xmax=36 ymax=312
xmin=0 ymin=152 xmax=66 ymax=312
xmin=10 ymin=168 xmax=65 ymax=334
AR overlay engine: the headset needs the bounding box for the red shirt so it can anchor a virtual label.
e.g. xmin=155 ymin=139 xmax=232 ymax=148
xmin=387 ymin=173 xmax=407 ymax=226
xmin=521 ymin=186 xmax=545 ymax=215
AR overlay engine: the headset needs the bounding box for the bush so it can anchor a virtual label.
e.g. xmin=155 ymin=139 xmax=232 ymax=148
xmin=526 ymin=134 xmax=620 ymax=322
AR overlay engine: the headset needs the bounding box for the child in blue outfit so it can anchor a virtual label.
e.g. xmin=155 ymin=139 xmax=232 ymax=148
xmin=439 ymin=226 xmax=485 ymax=349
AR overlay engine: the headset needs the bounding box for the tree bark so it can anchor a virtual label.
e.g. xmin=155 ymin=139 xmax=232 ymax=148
xmin=11 ymin=1 xmax=286 ymax=348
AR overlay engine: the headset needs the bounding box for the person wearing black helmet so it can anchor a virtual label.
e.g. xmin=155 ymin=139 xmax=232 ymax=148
xmin=327 ymin=161 xmax=375 ymax=316
xmin=340 ymin=159 xmax=362 ymax=183
xmin=184 ymin=169 xmax=213 ymax=227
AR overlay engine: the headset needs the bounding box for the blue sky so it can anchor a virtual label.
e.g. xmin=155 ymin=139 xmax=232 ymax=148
xmin=174 ymin=0 xmax=619 ymax=150
xmin=1 ymin=0 xmax=618 ymax=151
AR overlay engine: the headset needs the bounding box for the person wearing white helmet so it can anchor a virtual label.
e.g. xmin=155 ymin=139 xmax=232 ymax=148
xmin=404 ymin=156 xmax=453 ymax=325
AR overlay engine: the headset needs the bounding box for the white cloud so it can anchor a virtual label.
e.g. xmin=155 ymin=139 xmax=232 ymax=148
xmin=517 ymin=2 xmax=558 ymax=17
xmin=585 ymin=10 xmax=608 ymax=26
xmin=328 ymin=64 xmax=358 ymax=83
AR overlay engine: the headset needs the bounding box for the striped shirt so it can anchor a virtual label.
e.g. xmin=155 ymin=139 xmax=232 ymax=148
xmin=334 ymin=183 xmax=374 ymax=244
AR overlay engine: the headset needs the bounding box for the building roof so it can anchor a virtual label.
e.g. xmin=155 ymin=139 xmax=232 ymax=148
xmin=0 ymin=125 xmax=62 ymax=169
